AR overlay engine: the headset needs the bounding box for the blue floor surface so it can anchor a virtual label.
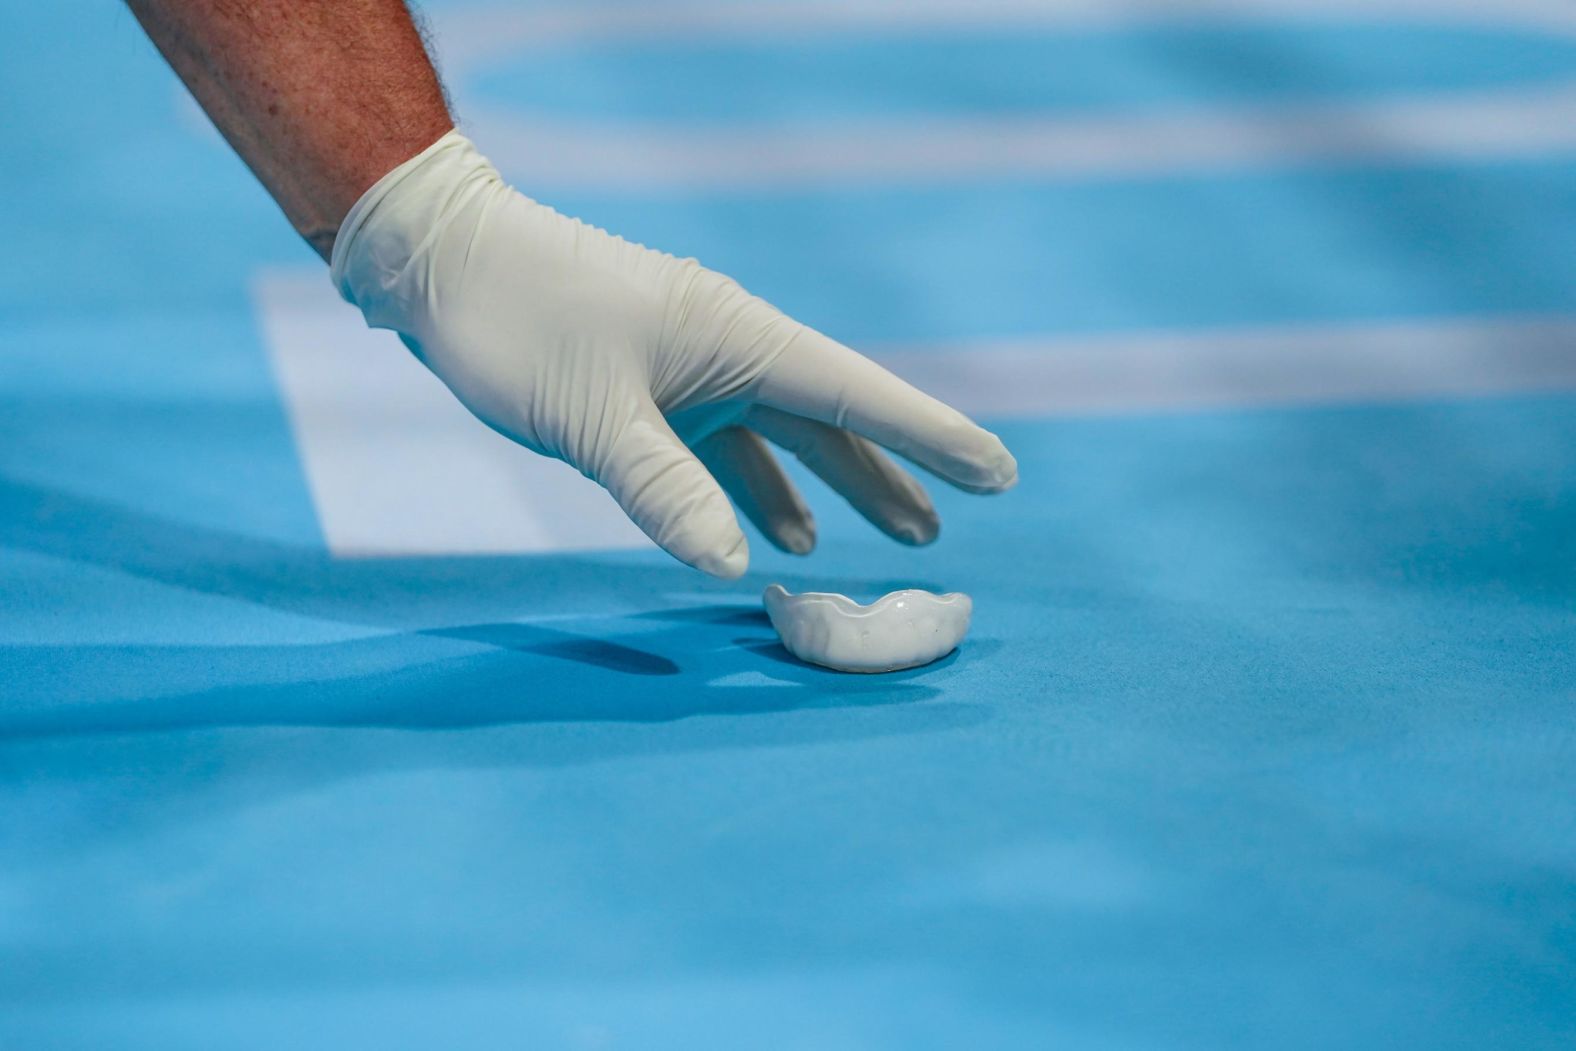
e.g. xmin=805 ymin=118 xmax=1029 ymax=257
xmin=3 ymin=3 xmax=1574 ymax=1047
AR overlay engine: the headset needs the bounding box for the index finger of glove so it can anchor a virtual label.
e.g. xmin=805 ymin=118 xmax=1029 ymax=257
xmin=748 ymin=323 xmax=1018 ymax=494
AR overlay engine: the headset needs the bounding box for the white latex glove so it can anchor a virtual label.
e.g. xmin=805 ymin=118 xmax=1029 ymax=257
xmin=332 ymin=130 xmax=1017 ymax=578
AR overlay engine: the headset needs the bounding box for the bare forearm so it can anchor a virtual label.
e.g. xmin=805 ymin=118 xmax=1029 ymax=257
xmin=127 ymin=0 xmax=453 ymax=259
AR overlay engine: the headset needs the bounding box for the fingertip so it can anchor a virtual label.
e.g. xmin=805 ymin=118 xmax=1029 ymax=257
xmin=897 ymin=513 xmax=941 ymax=546
xmin=983 ymin=442 xmax=1019 ymax=492
xmin=695 ymin=532 xmax=750 ymax=579
xmin=777 ymin=521 xmax=816 ymax=556
xmin=956 ymin=434 xmax=1018 ymax=494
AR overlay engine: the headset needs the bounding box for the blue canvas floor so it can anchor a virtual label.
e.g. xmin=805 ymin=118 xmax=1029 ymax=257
xmin=3 ymin=3 xmax=1574 ymax=1048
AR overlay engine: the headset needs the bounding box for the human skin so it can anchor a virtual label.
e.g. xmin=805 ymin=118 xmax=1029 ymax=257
xmin=125 ymin=0 xmax=454 ymax=260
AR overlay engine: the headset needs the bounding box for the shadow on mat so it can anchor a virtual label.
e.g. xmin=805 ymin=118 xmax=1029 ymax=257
xmin=0 ymin=475 xmax=966 ymax=739
xmin=0 ymin=473 xmax=952 ymax=632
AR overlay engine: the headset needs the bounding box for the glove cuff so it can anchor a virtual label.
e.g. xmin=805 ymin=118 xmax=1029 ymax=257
xmin=329 ymin=128 xmax=501 ymax=328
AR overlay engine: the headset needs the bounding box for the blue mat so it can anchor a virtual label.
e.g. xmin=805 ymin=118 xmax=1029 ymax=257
xmin=3 ymin=3 xmax=1574 ymax=1047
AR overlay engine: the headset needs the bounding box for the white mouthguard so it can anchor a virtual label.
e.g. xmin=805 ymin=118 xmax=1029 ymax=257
xmin=762 ymin=584 xmax=973 ymax=674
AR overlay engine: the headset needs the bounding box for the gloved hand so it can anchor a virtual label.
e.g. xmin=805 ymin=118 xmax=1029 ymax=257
xmin=332 ymin=130 xmax=1017 ymax=578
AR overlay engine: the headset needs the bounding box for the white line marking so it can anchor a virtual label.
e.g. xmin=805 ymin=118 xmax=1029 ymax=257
xmin=467 ymin=85 xmax=1576 ymax=191
xmin=254 ymin=270 xmax=1576 ymax=557
xmin=875 ymin=316 xmax=1576 ymax=418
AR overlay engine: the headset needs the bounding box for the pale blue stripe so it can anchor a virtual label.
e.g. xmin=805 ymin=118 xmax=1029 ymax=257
xmin=466 ymin=23 xmax=1576 ymax=126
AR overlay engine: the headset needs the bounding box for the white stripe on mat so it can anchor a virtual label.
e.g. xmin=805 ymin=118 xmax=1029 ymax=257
xmin=877 ymin=316 xmax=1576 ymax=418
xmin=470 ymin=87 xmax=1576 ymax=191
